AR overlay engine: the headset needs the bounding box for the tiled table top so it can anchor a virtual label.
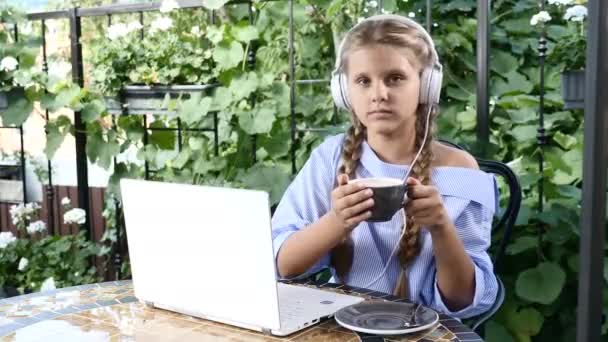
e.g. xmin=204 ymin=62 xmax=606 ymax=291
xmin=0 ymin=280 xmax=483 ymax=341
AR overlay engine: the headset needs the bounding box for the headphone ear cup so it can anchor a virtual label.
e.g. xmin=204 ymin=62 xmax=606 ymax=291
xmin=331 ymin=72 xmax=350 ymax=110
xmin=419 ymin=67 xmax=443 ymax=105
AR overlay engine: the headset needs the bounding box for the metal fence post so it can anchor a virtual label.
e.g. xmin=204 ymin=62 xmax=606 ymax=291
xmin=69 ymin=8 xmax=91 ymax=239
xmin=576 ymin=0 xmax=607 ymax=340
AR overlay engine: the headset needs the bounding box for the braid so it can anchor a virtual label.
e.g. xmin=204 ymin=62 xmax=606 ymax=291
xmin=331 ymin=119 xmax=366 ymax=282
xmin=398 ymin=105 xmax=436 ymax=267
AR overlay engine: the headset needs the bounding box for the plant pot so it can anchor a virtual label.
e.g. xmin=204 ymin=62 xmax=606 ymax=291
xmin=104 ymin=84 xmax=218 ymax=116
xmin=561 ymin=70 xmax=585 ymax=109
xmin=0 ymin=88 xmax=25 ymax=111
xmin=0 ymin=164 xmax=23 ymax=203
xmin=0 ymin=286 xmax=21 ymax=299
xmin=0 ymin=92 xmax=8 ymax=111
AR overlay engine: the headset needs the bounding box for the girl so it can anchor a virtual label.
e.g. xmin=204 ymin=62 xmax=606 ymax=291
xmin=271 ymin=14 xmax=498 ymax=319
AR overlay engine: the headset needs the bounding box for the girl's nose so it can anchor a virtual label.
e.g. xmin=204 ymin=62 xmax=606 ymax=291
xmin=371 ymin=82 xmax=388 ymax=103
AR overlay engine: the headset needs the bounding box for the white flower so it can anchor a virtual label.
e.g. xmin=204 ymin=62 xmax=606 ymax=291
xmin=1 ymin=56 xmax=18 ymax=72
xmin=61 ymin=197 xmax=71 ymax=206
xmin=150 ymin=16 xmax=173 ymax=34
xmin=25 ymin=202 xmax=40 ymax=212
xmin=367 ymin=0 xmax=378 ymax=8
xmin=191 ymin=25 xmax=203 ymax=37
xmin=48 ymin=61 xmax=72 ymax=79
xmin=0 ymin=232 xmax=16 ymax=249
xmin=10 ymin=203 xmax=40 ymax=226
xmin=40 ymin=277 xmax=56 ymax=292
xmin=530 ymin=11 xmax=552 ymax=26
xmin=107 ymin=23 xmax=129 ymax=40
xmin=548 ymin=0 xmax=573 ymax=5
xmin=26 ymin=220 xmax=46 ymax=234
xmin=18 ymin=257 xmax=28 ymax=271
xmin=408 ymin=12 xmax=415 ymax=18
xmin=159 ymin=0 xmax=179 ymax=13
xmin=126 ymin=21 xmax=143 ymax=33
xmin=564 ymin=5 xmax=587 ymax=22
xmin=20 ymin=22 xmax=33 ymax=36
xmin=64 ymin=208 xmax=86 ymax=225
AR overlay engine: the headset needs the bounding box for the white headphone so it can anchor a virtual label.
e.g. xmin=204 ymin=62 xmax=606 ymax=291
xmin=330 ymin=14 xmax=443 ymax=110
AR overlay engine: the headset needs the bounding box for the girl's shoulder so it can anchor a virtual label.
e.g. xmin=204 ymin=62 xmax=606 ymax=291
xmin=310 ymin=133 xmax=346 ymax=159
xmin=431 ymin=141 xmax=479 ymax=170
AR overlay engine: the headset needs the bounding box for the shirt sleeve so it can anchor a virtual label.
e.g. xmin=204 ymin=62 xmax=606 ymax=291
xmin=428 ymin=201 xmax=498 ymax=318
xmin=421 ymin=172 xmax=499 ymax=319
xmin=271 ymin=136 xmax=342 ymax=279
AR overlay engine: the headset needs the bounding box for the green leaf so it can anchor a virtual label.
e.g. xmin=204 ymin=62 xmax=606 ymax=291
xmin=232 ymin=24 xmax=259 ymax=43
xmin=516 ymin=262 xmax=566 ymax=304
xmin=213 ymin=41 xmax=244 ymax=71
xmin=81 ymin=99 xmax=106 ymax=123
xmin=484 ymin=321 xmax=515 ymax=342
xmin=202 ymin=0 xmax=229 ymax=10
xmin=510 ymin=125 xmax=537 ymax=141
xmin=212 ymin=87 xmax=232 ymax=111
xmin=206 ymin=25 xmax=224 ymax=44
xmin=505 ymin=108 xmax=535 ymax=124
xmin=50 ymin=85 xmax=82 ymax=111
xmin=491 ymin=51 xmax=519 ymax=75
xmin=501 ymin=17 xmax=534 ymax=35
xmin=238 ymin=107 xmax=276 ymax=135
xmin=97 ymin=140 xmax=120 ymax=170
xmin=44 ymin=115 xmax=72 ymax=159
xmin=194 ymin=157 xmax=226 ymax=175
xmin=494 ymin=71 xmax=534 ymax=96
xmin=553 ymin=131 xmax=577 ymax=150
xmin=1 ymin=98 xmax=32 ymax=126
xmin=229 ymin=72 xmax=259 ymax=101
xmin=447 ymin=86 xmax=474 ymax=101
xmin=149 ymin=121 xmax=175 ymax=150
xmin=456 ymin=108 xmax=476 ymax=130
xmin=439 ymin=0 xmax=475 ymax=13
xmin=178 ymin=93 xmax=212 ymax=125
xmin=188 ymin=137 xmax=205 ymax=151
xmin=240 ymin=164 xmax=291 ymax=205
xmin=508 ymin=308 xmax=544 ymax=340
xmin=172 ymin=148 xmax=191 ymax=169
xmin=507 ymin=236 xmax=537 ymax=255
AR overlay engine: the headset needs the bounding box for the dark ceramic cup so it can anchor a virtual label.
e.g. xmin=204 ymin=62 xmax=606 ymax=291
xmin=349 ymin=177 xmax=407 ymax=222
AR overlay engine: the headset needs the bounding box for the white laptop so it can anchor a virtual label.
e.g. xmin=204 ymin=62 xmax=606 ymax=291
xmin=120 ymin=178 xmax=364 ymax=336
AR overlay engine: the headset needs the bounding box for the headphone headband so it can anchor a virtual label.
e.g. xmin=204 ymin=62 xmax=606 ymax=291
xmin=333 ymin=14 xmax=441 ymax=71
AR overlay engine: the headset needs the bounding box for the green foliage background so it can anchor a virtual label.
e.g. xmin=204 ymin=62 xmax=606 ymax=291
xmin=0 ymin=0 xmax=606 ymax=341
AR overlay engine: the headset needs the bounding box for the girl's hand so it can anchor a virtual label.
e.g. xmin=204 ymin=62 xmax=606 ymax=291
xmin=329 ymin=174 xmax=374 ymax=234
xmin=404 ymin=177 xmax=450 ymax=230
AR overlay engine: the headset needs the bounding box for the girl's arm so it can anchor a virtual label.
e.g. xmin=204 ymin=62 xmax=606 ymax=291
xmin=277 ymin=174 xmax=374 ymax=278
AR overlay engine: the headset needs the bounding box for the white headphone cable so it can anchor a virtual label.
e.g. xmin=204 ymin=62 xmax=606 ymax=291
xmin=362 ymin=104 xmax=432 ymax=289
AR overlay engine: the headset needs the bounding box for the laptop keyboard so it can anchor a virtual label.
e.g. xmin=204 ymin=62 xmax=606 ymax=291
xmin=278 ymin=294 xmax=308 ymax=327
xmin=276 ymin=283 xmax=363 ymax=330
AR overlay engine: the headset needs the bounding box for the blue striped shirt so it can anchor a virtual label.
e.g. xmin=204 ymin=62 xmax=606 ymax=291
xmin=271 ymin=134 xmax=498 ymax=318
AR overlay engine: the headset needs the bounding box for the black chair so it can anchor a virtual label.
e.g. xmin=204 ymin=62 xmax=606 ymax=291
xmin=438 ymin=140 xmax=522 ymax=332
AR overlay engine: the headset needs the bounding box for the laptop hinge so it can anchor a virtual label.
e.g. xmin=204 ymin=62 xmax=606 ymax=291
xmin=261 ymin=328 xmax=272 ymax=336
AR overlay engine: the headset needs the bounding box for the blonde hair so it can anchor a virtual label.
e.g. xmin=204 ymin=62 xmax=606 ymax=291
xmin=331 ymin=18 xmax=438 ymax=284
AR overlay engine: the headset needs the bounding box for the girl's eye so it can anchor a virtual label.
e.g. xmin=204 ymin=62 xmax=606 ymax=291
xmin=388 ymin=75 xmax=405 ymax=84
xmin=356 ymin=78 xmax=370 ymax=86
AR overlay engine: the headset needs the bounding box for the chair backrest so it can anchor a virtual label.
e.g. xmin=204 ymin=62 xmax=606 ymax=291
xmin=438 ymin=140 xmax=521 ymax=273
